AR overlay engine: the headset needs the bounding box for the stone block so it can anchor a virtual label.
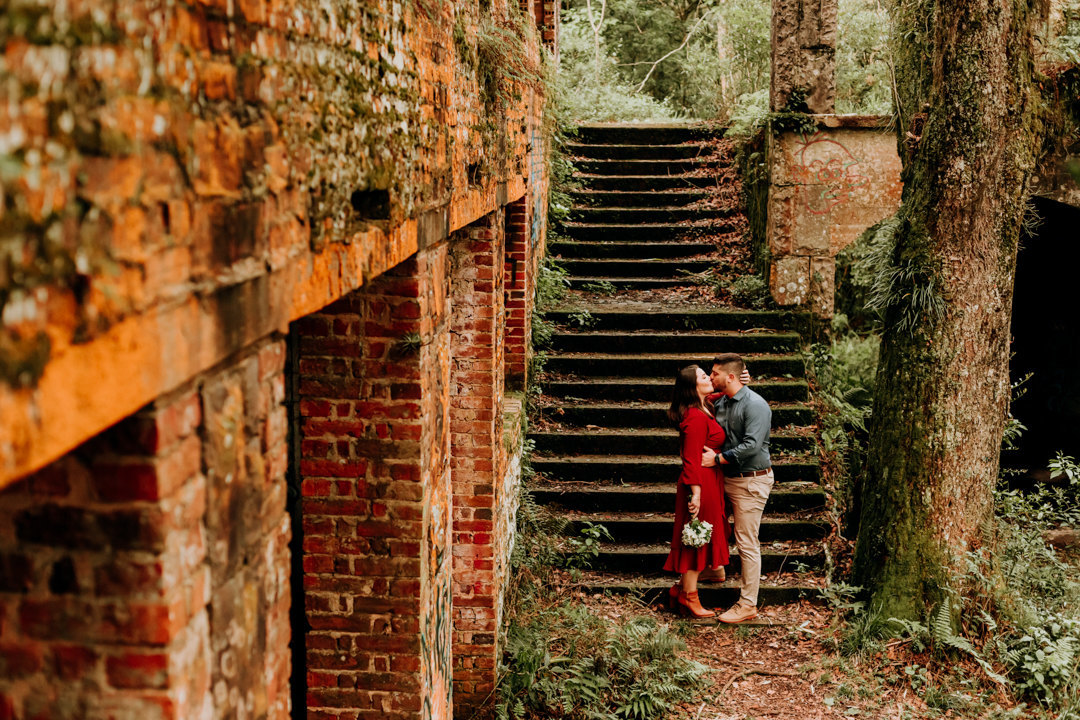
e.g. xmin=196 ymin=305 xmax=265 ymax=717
xmin=772 ymin=256 xmax=810 ymax=306
xmin=810 ymin=257 xmax=836 ymax=317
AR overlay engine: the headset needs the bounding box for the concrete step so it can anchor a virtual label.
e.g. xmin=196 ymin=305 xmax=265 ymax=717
xmin=566 ymin=142 xmax=714 ymax=160
xmin=561 ymin=258 xmax=715 ymax=279
xmin=562 ymin=221 xmax=742 ymax=241
xmin=548 ymin=330 xmax=801 ymax=355
xmin=541 ymin=377 xmax=809 ymax=403
xmin=529 ymin=428 xmax=815 ymax=456
xmin=549 ymin=240 xmax=716 ymax=259
xmin=564 ymin=514 xmax=828 ymax=544
xmin=574 ymin=123 xmax=726 ymax=145
xmin=573 ymin=175 xmax=722 ymax=191
xmin=543 ymin=308 xmax=812 ymax=333
xmin=577 ymin=575 xmax=824 ymax=607
xmin=531 ymin=481 xmax=825 ymax=513
xmin=569 ymin=542 xmax=824 ymax=574
xmin=539 ymin=402 xmax=814 ymax=427
xmin=568 ymin=276 xmax=702 ymax=290
xmin=570 ymin=190 xmax=709 ymax=207
xmin=543 ymin=352 xmax=806 ymax=378
xmin=531 ymin=455 xmax=821 ymax=485
xmin=570 ymin=207 xmax=736 ymax=224
xmin=574 ymin=159 xmax=727 ymax=176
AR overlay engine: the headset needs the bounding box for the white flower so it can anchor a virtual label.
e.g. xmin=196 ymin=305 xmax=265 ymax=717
xmin=681 ymin=519 xmax=713 ymax=548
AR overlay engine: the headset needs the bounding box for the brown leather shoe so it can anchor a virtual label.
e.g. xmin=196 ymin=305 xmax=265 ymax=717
xmin=678 ymin=590 xmax=716 ymax=619
xmin=719 ymin=602 xmax=758 ymax=624
xmin=699 ymin=567 xmax=726 ymax=583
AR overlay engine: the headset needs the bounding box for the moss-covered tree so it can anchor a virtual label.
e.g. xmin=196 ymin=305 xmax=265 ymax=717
xmin=852 ymin=0 xmax=1049 ymax=619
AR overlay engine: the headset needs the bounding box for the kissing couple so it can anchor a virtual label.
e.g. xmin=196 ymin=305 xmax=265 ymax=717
xmin=663 ymin=353 xmax=774 ymax=623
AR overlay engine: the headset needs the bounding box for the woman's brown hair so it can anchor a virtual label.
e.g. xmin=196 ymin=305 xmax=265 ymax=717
xmin=667 ymin=365 xmax=704 ymax=425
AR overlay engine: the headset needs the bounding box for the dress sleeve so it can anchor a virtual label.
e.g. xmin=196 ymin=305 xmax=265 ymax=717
xmin=678 ymin=412 xmax=708 ymax=486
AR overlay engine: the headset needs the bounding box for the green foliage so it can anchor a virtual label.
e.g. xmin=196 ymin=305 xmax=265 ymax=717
xmin=834 ymin=213 xmax=898 ymax=330
xmin=497 ymin=609 xmax=709 ymax=719
xmin=557 ymin=7 xmax=679 ymax=123
xmin=565 ymin=521 xmax=614 ymax=568
xmin=476 ymin=12 xmax=542 ymax=114
xmin=535 ymin=257 xmax=570 ymax=312
xmin=726 ymin=274 xmax=772 ymax=309
xmin=511 ymin=482 xmax=568 ymax=576
xmin=1003 ymin=616 xmax=1080 ymax=704
xmin=812 ymin=325 xmax=880 ymax=404
xmin=393 ymin=331 xmax=423 ymax=355
xmin=836 ymin=455 xmax=1080 ymax=709
xmin=581 ymin=279 xmax=617 ymax=296
xmin=567 ymin=310 xmax=596 ymax=328
xmin=727 ymin=89 xmax=770 ymax=136
xmin=500 ymin=447 xmax=709 ymax=719
xmin=559 ymin=0 xmax=895 ymax=121
xmin=1045 ymin=2 xmax=1080 ymax=64
xmin=835 ymin=0 xmax=893 ymax=114
xmin=809 ymin=325 xmax=878 ymax=536
xmin=842 ymin=211 xmax=947 ymax=337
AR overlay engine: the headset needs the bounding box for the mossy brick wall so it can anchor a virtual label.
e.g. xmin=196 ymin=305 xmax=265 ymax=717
xmin=0 ymin=337 xmax=290 ymax=719
xmin=294 ymin=210 xmax=523 ymax=720
xmin=0 ymin=0 xmax=551 ymax=486
xmin=767 ymin=116 xmax=902 ymax=315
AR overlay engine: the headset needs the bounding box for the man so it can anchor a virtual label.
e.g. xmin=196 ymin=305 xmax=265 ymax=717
xmin=702 ymin=352 xmax=773 ymax=623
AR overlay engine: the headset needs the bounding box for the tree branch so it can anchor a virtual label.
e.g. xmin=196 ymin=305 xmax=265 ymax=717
xmin=634 ymin=10 xmax=713 ymax=93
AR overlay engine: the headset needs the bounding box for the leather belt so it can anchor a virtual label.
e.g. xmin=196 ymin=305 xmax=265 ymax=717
xmin=727 ymin=468 xmax=772 ymax=478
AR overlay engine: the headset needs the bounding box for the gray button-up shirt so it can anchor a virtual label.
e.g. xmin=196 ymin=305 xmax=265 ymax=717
xmin=714 ymin=385 xmax=772 ymax=474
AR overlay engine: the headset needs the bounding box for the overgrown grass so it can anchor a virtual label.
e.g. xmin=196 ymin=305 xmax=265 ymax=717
xmin=496 ymin=460 xmax=710 ymax=719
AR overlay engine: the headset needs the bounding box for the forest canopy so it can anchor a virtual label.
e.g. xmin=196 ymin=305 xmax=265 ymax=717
xmin=557 ymin=0 xmax=892 ymax=123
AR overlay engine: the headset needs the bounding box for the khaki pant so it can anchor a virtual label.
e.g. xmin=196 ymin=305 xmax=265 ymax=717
xmin=724 ymin=469 xmax=774 ymax=606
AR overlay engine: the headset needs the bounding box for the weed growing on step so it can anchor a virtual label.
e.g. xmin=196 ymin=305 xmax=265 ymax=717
xmin=726 ymin=275 xmax=772 ymax=309
xmin=565 ymin=521 xmax=613 ymax=569
xmin=567 ymin=310 xmax=596 ymax=329
xmin=581 ymin=279 xmax=617 ymax=296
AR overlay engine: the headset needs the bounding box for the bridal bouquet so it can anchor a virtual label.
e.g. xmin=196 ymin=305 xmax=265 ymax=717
xmin=681 ymin=518 xmax=713 ymax=548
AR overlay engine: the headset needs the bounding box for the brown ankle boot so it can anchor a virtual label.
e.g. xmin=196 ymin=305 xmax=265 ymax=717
xmin=678 ymin=590 xmax=716 ymax=618
xmin=667 ymin=584 xmax=680 ymax=611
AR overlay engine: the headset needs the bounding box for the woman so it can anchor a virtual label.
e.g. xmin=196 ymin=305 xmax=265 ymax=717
xmin=663 ymin=365 xmax=729 ymax=618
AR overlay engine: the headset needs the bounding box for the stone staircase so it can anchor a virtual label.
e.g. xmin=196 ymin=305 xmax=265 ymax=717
xmin=529 ymin=123 xmax=826 ymax=609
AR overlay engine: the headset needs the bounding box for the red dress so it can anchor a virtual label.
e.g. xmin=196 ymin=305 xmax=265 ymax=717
xmin=663 ymin=407 xmax=729 ymax=573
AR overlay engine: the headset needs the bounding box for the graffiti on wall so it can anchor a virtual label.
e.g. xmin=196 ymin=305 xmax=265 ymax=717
xmin=792 ymin=132 xmax=868 ymax=215
xmin=421 ymin=450 xmax=452 ymax=720
xmin=530 ymin=112 xmax=545 ymax=246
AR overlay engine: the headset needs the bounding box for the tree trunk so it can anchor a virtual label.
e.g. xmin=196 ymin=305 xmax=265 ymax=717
xmin=852 ymin=0 xmax=1047 ymax=619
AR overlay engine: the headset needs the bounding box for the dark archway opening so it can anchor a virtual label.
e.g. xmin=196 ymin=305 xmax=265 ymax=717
xmin=1008 ymin=196 xmax=1080 ymax=471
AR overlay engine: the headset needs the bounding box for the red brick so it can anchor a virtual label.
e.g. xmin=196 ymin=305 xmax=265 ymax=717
xmin=106 ymin=651 xmax=169 ymax=689
xmin=52 ymin=644 xmax=100 ymax=680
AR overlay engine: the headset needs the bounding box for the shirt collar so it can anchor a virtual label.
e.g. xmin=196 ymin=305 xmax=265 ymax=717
xmin=728 ymin=386 xmax=748 ymax=402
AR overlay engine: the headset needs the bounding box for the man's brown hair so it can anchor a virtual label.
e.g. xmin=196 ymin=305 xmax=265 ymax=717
xmin=711 ymin=353 xmax=745 ymax=375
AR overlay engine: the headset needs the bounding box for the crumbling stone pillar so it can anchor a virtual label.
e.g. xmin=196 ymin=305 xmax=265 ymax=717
xmin=0 ymin=345 xmax=291 ymax=719
xmin=296 ymin=249 xmax=453 ymax=720
xmin=770 ymin=0 xmax=837 ymax=113
xmin=449 ymin=211 xmax=508 ymax=716
xmin=504 ymin=197 xmax=531 ymax=390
